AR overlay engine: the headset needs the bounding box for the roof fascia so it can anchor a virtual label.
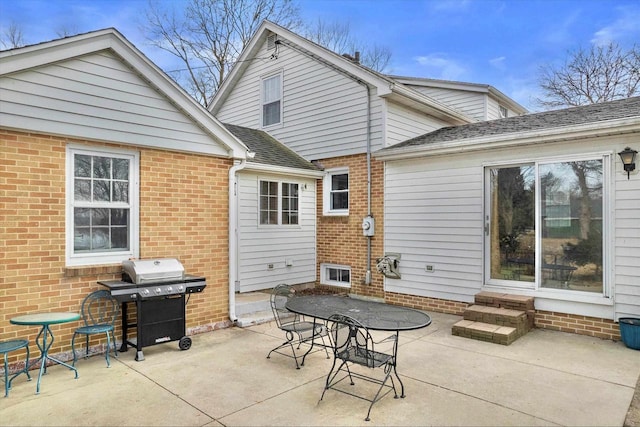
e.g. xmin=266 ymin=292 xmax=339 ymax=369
xmin=374 ymin=117 xmax=640 ymax=161
xmin=2 ymin=29 xmax=248 ymax=159
xmin=244 ymin=162 xmax=324 ymax=178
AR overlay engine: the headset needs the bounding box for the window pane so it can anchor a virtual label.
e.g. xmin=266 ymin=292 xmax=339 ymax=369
xmin=111 ymin=227 xmax=129 ymax=250
xmin=92 ymin=228 xmax=109 ymax=250
xmin=331 ymin=174 xmax=348 ymax=191
xmin=113 ymin=158 xmax=129 ymax=180
xmin=74 ymin=227 xmax=91 ymax=251
xmin=331 ymin=192 xmax=348 ymax=210
xmin=263 ymin=101 xmax=280 ymax=126
xmin=92 ymin=157 xmax=111 ymax=179
xmin=74 ymin=180 xmax=91 ymax=201
xmin=113 ymin=182 xmax=128 ymax=202
xmin=93 ymin=180 xmax=111 ymax=202
xmin=111 ymin=209 xmax=129 ymax=226
xmin=74 ymin=208 xmax=90 ymax=226
xmin=92 ymin=208 xmax=109 ymax=226
xmin=540 ymin=160 xmax=602 ymax=292
xmin=75 ymin=155 xmax=91 ymax=177
xmin=489 ymin=165 xmax=535 ymax=282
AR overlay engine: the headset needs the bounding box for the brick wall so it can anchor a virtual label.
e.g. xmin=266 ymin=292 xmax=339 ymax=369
xmin=1 ymin=129 xmax=232 ymax=365
xmin=535 ymin=310 xmax=621 ymax=340
xmin=316 ymin=154 xmax=385 ymax=298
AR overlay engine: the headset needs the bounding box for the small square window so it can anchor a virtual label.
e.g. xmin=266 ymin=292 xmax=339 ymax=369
xmin=499 ymin=105 xmax=508 ymax=118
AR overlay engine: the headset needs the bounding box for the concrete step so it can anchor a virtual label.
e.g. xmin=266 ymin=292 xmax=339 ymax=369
xmin=235 ymin=291 xmax=271 ymax=317
xmin=452 ymin=320 xmax=519 ymax=345
xmin=235 ymin=309 xmax=275 ymax=328
xmin=463 ymin=305 xmax=529 ymax=335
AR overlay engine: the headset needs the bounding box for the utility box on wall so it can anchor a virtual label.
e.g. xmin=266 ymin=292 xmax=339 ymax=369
xmin=362 ymin=215 xmax=375 ymax=237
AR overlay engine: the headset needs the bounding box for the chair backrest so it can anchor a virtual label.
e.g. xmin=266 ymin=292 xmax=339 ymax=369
xmin=327 ymin=313 xmax=377 ymax=368
xmin=81 ymin=290 xmax=119 ymax=327
xmin=270 ymin=284 xmax=299 ymax=329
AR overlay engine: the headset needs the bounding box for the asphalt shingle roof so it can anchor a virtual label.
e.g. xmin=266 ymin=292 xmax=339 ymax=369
xmin=383 ymin=96 xmax=640 ymax=151
xmin=223 ymin=123 xmax=320 ymax=171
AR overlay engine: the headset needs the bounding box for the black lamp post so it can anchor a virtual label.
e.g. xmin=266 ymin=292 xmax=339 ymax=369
xmin=618 ymin=147 xmax=637 ymax=179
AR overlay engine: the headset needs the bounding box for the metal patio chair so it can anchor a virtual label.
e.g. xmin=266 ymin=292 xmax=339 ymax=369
xmin=1 ymin=339 xmax=31 ymax=397
xmin=266 ymin=284 xmax=329 ymax=369
xmin=320 ymin=313 xmax=400 ymax=421
xmin=72 ymin=290 xmax=119 ymax=367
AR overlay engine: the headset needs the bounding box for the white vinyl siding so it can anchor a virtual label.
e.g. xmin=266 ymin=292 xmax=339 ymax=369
xmin=487 ymin=98 xmax=519 ymax=121
xmin=386 ymin=102 xmax=450 ymax=146
xmin=237 ymin=172 xmax=317 ymax=292
xmin=0 ymin=51 xmax=229 ymax=156
xmin=406 ymin=85 xmax=487 ymax=121
xmin=215 ymin=38 xmax=385 ymax=159
xmin=383 ymin=134 xmax=639 ymax=320
xmin=384 ymin=159 xmax=483 ymax=303
xmin=615 ymin=154 xmax=640 ymax=319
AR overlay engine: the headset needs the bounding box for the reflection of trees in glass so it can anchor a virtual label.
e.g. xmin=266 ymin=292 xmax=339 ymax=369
xmin=497 ymin=166 xmax=534 ymax=251
xmin=569 ymin=161 xmax=602 ymax=240
xmin=564 ymin=229 xmax=602 ymax=275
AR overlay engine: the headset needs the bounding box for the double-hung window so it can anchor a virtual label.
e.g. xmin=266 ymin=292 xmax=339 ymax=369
xmin=262 ymin=73 xmax=282 ymax=127
xmin=485 ymin=154 xmax=608 ymax=295
xmin=259 ymin=180 xmax=299 ymax=225
xmin=66 ymin=145 xmax=139 ymax=266
xmin=323 ymin=168 xmax=349 ymax=215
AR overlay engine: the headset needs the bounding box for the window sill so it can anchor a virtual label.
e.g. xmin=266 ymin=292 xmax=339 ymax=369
xmin=65 ymin=264 xmax=122 ymax=278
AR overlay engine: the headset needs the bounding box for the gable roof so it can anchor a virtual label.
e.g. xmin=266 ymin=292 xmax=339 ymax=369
xmin=375 ymin=96 xmax=640 ymax=160
xmin=210 ymin=20 xmax=473 ymax=125
xmin=223 ymin=123 xmax=321 ymax=176
xmin=0 ymin=28 xmax=249 ymax=159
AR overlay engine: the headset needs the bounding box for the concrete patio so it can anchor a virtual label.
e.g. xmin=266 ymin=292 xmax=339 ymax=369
xmin=1 ymin=312 xmax=639 ymax=426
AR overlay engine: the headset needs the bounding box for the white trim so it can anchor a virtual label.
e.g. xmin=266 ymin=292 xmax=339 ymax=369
xmin=260 ymin=70 xmax=283 ymax=129
xmin=320 ymin=263 xmax=352 ymax=288
xmin=65 ymin=143 xmax=139 ymax=266
xmin=322 ymin=167 xmax=349 ymax=216
xmin=257 ymin=177 xmax=301 ymax=227
xmin=483 ymin=153 xmax=611 ymax=297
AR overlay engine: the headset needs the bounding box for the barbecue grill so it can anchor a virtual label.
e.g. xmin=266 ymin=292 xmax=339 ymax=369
xmin=98 ymin=258 xmax=206 ymax=361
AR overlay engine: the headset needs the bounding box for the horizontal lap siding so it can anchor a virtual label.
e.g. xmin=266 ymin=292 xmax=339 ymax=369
xmin=384 ymin=159 xmax=483 ymax=303
xmin=386 ymin=102 xmax=449 ymax=146
xmin=237 ymin=172 xmax=316 ymax=291
xmin=215 ymin=38 xmax=383 ymax=160
xmin=615 ymin=168 xmax=640 ymax=319
xmin=0 ymin=51 xmax=228 ymax=156
xmin=407 ymin=86 xmax=486 ymax=121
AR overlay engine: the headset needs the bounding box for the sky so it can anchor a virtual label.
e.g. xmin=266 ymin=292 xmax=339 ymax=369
xmin=1 ymin=0 xmax=639 ymax=112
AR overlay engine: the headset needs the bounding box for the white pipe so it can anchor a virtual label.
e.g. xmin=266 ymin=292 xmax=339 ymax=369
xmin=228 ymin=158 xmax=247 ymax=323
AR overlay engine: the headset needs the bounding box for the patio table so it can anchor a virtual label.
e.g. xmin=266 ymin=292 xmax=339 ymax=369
xmin=10 ymin=312 xmax=80 ymax=394
xmin=285 ymin=295 xmax=431 ymax=397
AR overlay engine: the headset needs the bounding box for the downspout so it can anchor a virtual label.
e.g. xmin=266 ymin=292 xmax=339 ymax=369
xmin=362 ymin=83 xmax=373 ymax=285
xmin=228 ymin=158 xmax=248 ymax=323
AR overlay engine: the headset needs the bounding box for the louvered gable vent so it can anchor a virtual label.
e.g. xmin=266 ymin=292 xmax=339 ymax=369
xmin=267 ymin=34 xmax=277 ymax=50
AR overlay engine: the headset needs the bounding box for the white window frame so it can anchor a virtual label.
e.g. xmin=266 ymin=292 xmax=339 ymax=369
xmin=65 ymin=145 xmax=139 ymax=266
xmin=499 ymin=105 xmax=508 ymax=118
xmin=261 ymin=71 xmax=283 ymax=128
xmin=320 ymin=263 xmax=351 ymax=288
xmin=258 ymin=178 xmax=300 ymax=226
xmin=483 ymin=152 xmax=611 ymax=298
xmin=323 ymin=167 xmax=349 ymax=216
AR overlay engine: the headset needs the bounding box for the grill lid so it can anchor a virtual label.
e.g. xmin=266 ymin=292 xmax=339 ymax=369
xmin=122 ymin=258 xmax=185 ymax=285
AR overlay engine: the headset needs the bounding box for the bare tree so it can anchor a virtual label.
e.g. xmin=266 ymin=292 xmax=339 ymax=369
xmin=1 ymin=22 xmax=26 ymax=50
xmin=56 ymin=24 xmax=80 ymax=39
xmin=142 ymin=0 xmax=301 ymax=107
xmin=536 ymin=42 xmax=640 ymax=109
xmin=303 ymin=18 xmax=391 ymax=72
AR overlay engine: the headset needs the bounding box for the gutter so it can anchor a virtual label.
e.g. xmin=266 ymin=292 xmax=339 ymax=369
xmin=228 ymin=158 xmax=248 ymax=323
xmin=374 ymin=117 xmax=640 ymax=161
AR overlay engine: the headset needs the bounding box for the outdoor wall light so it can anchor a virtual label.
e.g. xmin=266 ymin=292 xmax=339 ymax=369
xmin=618 ymin=147 xmax=637 ymax=179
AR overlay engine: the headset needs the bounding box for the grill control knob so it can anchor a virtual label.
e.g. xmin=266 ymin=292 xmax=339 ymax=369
xmin=141 ymin=289 xmax=150 ymax=296
xmin=167 ymin=286 xmax=173 ymax=292
xmin=155 ymin=287 xmax=162 ymax=294
xmin=178 ymin=285 xmax=184 ymax=292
